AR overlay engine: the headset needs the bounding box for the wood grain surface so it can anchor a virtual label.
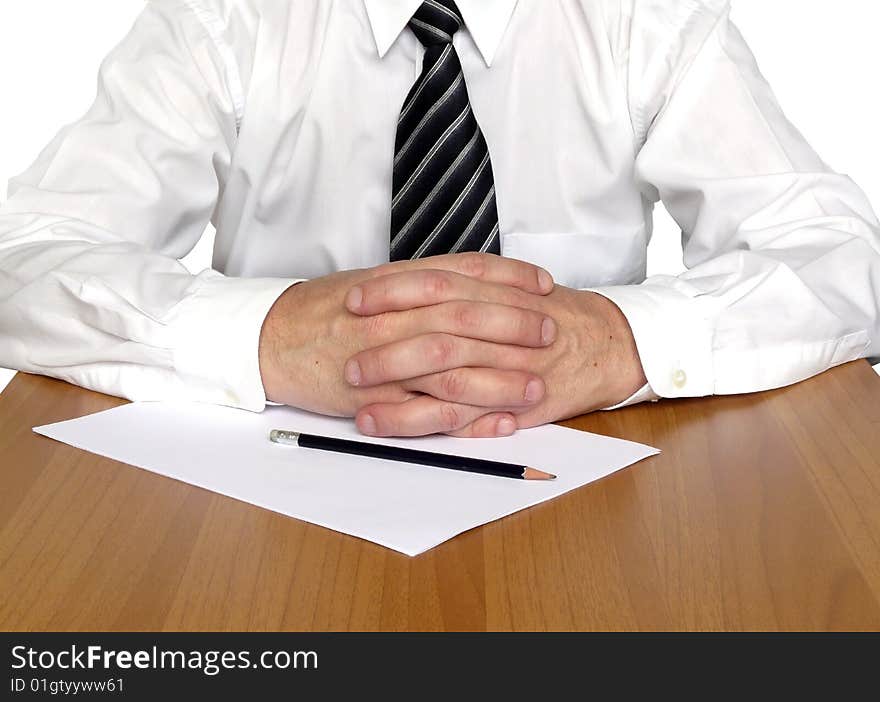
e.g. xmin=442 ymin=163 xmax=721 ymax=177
xmin=1 ymin=361 xmax=879 ymax=631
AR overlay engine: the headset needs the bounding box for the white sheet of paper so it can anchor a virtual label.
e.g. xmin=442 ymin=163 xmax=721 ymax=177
xmin=34 ymin=403 xmax=659 ymax=556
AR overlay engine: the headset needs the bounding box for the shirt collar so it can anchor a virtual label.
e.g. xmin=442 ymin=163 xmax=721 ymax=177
xmin=363 ymin=0 xmax=518 ymax=67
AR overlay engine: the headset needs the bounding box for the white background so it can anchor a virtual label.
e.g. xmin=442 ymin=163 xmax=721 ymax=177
xmin=1 ymin=0 xmax=878 ymax=396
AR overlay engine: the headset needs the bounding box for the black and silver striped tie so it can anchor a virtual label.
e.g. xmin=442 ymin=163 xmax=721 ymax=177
xmin=390 ymin=0 xmax=501 ymax=261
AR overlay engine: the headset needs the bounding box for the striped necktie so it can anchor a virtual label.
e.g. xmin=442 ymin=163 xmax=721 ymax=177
xmin=389 ymin=0 xmax=501 ymax=261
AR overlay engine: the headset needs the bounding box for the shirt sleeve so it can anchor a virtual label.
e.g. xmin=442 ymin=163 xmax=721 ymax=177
xmin=0 ymin=0 xmax=298 ymax=411
xmin=589 ymin=0 xmax=879 ymax=401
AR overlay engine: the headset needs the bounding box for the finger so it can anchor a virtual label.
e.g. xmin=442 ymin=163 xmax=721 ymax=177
xmin=345 ymin=334 xmax=525 ymax=387
xmin=356 ymin=395 xmax=509 ymax=438
xmin=346 ymin=269 xmax=537 ymax=316
xmin=394 ymin=301 xmax=555 ymax=348
xmin=368 ymin=253 xmax=554 ymax=296
xmin=446 ymin=413 xmax=519 ymax=438
xmin=402 ymin=368 xmax=545 ymax=408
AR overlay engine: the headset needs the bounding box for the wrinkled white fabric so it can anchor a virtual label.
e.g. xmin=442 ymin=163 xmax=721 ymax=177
xmin=1 ymin=0 xmax=877 ymax=412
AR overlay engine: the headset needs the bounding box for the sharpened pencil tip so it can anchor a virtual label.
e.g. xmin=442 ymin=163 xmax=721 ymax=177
xmin=523 ymin=467 xmax=556 ymax=481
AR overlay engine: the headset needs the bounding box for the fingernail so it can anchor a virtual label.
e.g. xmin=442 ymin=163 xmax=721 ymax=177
xmin=345 ymin=359 xmax=362 ymax=386
xmin=360 ymin=413 xmax=377 ymax=435
xmin=524 ymin=379 xmax=543 ymax=403
xmin=497 ymin=417 xmax=516 ymax=436
xmin=541 ymin=318 xmax=557 ymax=345
xmin=346 ymin=286 xmax=364 ymax=311
xmin=538 ymin=269 xmax=553 ymax=292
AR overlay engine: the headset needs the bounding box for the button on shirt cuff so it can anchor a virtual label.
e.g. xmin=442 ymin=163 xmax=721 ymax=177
xmin=584 ymin=284 xmax=715 ymax=401
xmin=170 ymin=272 xmax=302 ymax=412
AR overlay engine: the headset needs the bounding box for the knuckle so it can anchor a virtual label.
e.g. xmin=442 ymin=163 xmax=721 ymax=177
xmin=458 ymin=252 xmax=488 ymax=279
xmin=451 ymin=302 xmax=480 ymax=331
xmin=438 ymin=403 xmax=463 ymax=431
xmin=502 ymin=287 xmax=529 ymax=309
xmin=439 ymin=370 xmax=468 ymax=401
xmin=328 ymin=312 xmax=348 ymax=340
xmin=428 ymin=334 xmax=457 ymax=367
xmin=362 ymin=312 xmax=390 ymax=340
xmin=378 ymin=276 xmax=398 ymax=302
xmin=368 ymin=262 xmax=394 ymax=279
xmin=424 ymin=270 xmax=452 ymax=299
xmin=507 ymin=348 xmax=532 ymax=369
xmin=375 ymin=351 xmax=394 ymax=381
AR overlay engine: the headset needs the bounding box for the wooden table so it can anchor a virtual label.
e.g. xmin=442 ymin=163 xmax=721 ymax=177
xmin=1 ymin=361 xmax=879 ymax=631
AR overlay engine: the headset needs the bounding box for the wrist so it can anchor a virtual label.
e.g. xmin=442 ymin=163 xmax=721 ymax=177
xmin=258 ymin=281 xmax=305 ymax=403
xmin=584 ymin=291 xmax=648 ymax=406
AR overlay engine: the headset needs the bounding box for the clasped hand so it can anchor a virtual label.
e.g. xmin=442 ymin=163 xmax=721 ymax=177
xmin=259 ymin=254 xmax=646 ymax=438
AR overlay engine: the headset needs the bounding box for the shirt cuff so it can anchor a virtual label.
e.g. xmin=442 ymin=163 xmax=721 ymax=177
xmin=170 ymin=271 xmax=302 ymax=411
xmin=583 ymin=284 xmax=715 ymax=399
xmin=601 ymin=382 xmax=660 ymax=411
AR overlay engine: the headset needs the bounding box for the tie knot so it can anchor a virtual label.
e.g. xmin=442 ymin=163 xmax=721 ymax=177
xmin=409 ymin=0 xmax=463 ymax=47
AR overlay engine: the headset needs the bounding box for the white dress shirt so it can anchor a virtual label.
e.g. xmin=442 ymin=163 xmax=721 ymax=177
xmin=0 ymin=0 xmax=878 ymax=413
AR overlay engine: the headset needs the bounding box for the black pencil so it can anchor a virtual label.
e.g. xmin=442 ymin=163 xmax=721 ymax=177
xmin=269 ymin=430 xmax=556 ymax=481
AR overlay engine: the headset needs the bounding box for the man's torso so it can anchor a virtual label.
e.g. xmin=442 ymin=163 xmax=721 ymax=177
xmin=211 ymin=0 xmax=652 ymax=288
